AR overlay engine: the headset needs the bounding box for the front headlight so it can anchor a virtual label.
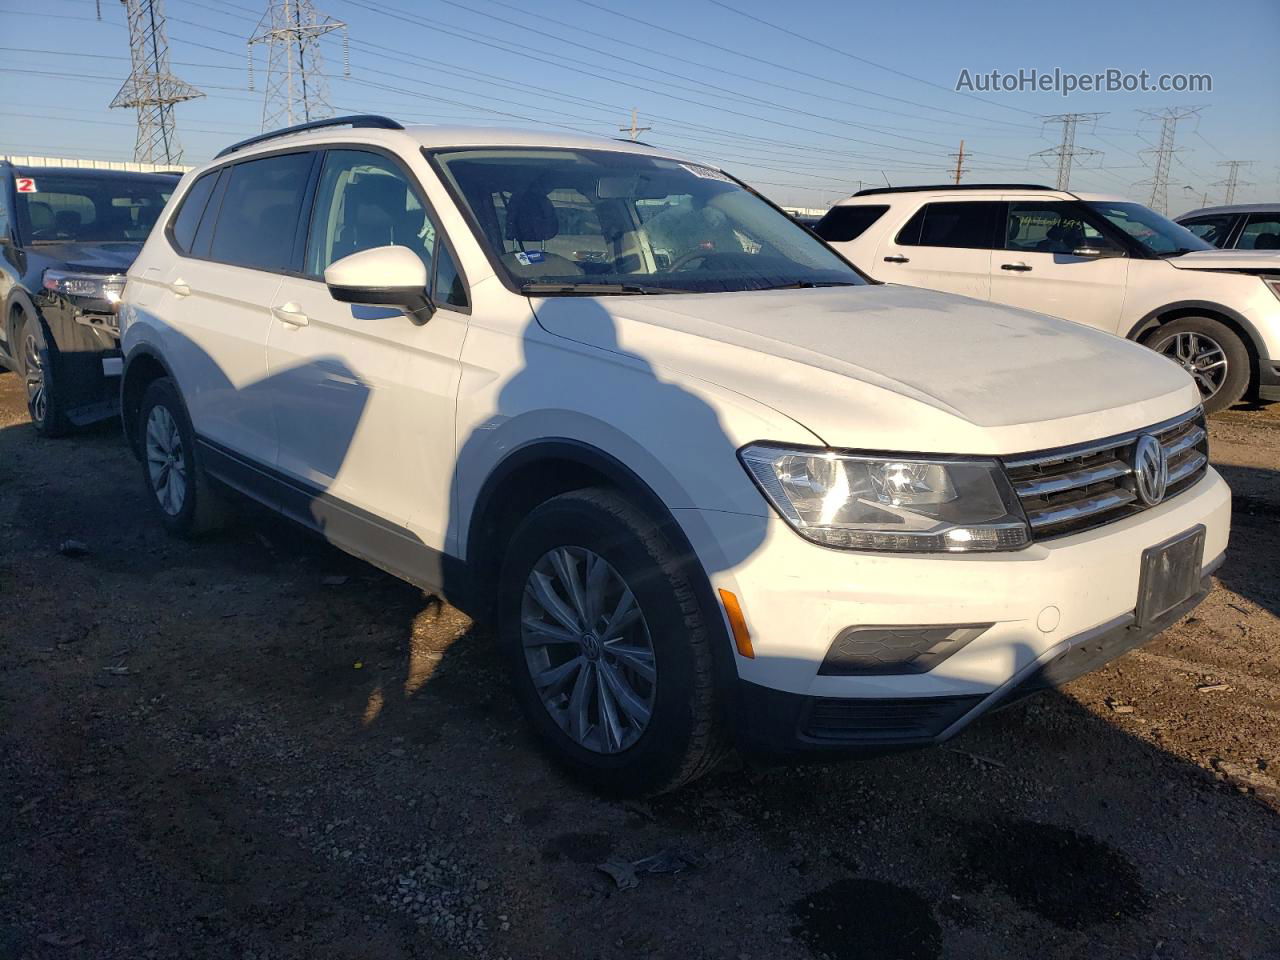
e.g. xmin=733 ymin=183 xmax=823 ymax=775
xmin=739 ymin=444 xmax=1029 ymax=552
xmin=42 ymin=269 xmax=126 ymax=306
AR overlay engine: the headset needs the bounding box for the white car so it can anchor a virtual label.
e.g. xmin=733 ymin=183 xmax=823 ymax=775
xmin=815 ymin=185 xmax=1280 ymax=413
xmin=119 ymin=118 xmax=1230 ymax=795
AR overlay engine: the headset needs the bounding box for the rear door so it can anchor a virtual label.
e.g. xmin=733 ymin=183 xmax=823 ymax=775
xmin=150 ymin=151 xmax=316 ymax=466
xmin=989 ymin=197 xmax=1129 ymax=333
xmin=873 ymin=200 xmax=999 ymax=300
xmin=1236 ymin=212 xmax=1280 ymax=250
xmin=265 ymin=147 xmax=470 ymax=566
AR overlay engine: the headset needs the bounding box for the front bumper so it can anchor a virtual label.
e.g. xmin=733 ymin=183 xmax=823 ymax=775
xmin=676 ymin=467 xmax=1231 ymax=755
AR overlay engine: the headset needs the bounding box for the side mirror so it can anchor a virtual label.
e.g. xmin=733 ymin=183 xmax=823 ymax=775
xmin=324 ymin=245 xmax=434 ymax=324
xmin=1071 ymin=242 xmax=1125 ymax=259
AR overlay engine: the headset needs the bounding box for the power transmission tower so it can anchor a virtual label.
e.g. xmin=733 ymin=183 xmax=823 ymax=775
xmin=108 ymin=0 xmax=204 ymax=165
xmin=1137 ymin=106 xmax=1203 ymax=215
xmin=949 ymin=140 xmax=967 ymax=184
xmin=1032 ymin=113 xmax=1104 ymax=190
xmin=1212 ymin=160 xmax=1253 ymax=205
xmin=248 ymin=0 xmax=349 ymax=131
xmin=619 ymin=108 xmax=651 ymax=141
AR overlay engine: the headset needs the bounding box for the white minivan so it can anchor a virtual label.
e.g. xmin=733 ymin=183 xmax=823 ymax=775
xmin=120 ymin=118 xmax=1230 ymax=794
xmin=815 ymin=185 xmax=1280 ymax=413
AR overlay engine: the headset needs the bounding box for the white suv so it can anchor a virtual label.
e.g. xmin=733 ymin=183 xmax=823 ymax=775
xmin=815 ymin=184 xmax=1280 ymax=413
xmin=120 ymin=118 xmax=1231 ymax=795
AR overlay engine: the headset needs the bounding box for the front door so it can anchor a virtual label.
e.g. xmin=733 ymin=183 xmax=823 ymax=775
xmin=989 ymin=198 xmax=1130 ymax=334
xmin=265 ymin=148 xmax=469 ymax=581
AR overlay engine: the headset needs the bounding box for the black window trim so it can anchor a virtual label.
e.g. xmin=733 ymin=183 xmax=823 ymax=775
xmin=421 ymin=143 xmax=876 ymax=297
xmin=163 ymin=141 xmax=471 ymax=314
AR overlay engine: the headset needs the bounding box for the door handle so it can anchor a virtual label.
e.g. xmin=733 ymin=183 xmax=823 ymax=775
xmin=1001 ymin=262 xmax=1033 ymax=272
xmin=883 ymin=255 xmax=910 ymax=263
xmin=170 ymin=279 xmax=191 ymax=297
xmin=271 ymin=302 xmax=310 ymax=327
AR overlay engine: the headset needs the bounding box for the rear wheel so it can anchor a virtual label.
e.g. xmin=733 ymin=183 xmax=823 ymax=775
xmin=1146 ymin=317 xmax=1250 ymax=414
xmin=19 ymin=314 xmax=70 ymax=437
xmin=138 ymin=377 xmax=227 ymax=537
xmin=498 ymin=488 xmax=726 ymax=796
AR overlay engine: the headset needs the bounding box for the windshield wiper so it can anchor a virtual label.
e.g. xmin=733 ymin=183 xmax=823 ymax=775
xmin=520 ymin=281 xmax=690 ymax=296
xmin=1156 ymin=247 xmax=1197 ymax=258
xmin=752 ymin=280 xmax=859 ymax=290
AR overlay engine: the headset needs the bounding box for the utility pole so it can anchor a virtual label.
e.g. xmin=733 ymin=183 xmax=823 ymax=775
xmin=949 ymin=140 xmax=967 ymax=185
xmin=109 ymin=0 xmax=204 ymax=165
xmin=1032 ymin=113 xmax=1104 ymax=190
xmin=619 ymin=108 xmax=651 ymax=142
xmin=248 ymin=0 xmax=349 ymax=131
xmin=1137 ymin=106 xmax=1203 ymax=215
xmin=1212 ymin=160 xmax=1253 ymax=205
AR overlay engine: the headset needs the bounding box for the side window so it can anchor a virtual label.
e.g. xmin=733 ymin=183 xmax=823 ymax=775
xmin=1237 ymin=214 xmax=1280 ymax=250
xmin=306 ymin=150 xmax=435 ymax=277
xmin=169 ymin=170 xmax=218 ymax=254
xmin=1180 ymin=214 xmax=1236 ymax=248
xmin=896 ymin=202 xmax=999 ymax=249
xmin=1004 ymin=202 xmax=1102 ymax=254
xmin=208 ymin=152 xmax=313 ymax=272
xmin=814 ymin=204 xmax=888 ymax=242
xmin=433 ymin=244 xmax=467 ymax=307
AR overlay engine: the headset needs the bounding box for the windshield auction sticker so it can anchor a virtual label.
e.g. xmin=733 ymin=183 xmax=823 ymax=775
xmin=15 ymin=177 xmax=37 ymax=193
xmin=679 ymin=163 xmax=733 ymax=183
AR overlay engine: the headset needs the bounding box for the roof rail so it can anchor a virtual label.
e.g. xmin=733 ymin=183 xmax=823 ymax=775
xmin=853 ymin=183 xmax=1053 ymax=197
xmin=214 ymin=114 xmax=403 ymax=159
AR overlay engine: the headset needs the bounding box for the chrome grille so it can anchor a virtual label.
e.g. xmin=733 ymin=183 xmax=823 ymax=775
xmin=1003 ymin=408 xmax=1209 ymax=540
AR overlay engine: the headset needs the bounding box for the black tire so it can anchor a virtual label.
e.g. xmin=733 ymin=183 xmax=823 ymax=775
xmin=138 ymin=377 xmax=227 ymax=537
xmin=1145 ymin=316 xmax=1250 ymax=414
xmin=18 ymin=313 xmax=71 ymax=437
xmin=497 ymin=488 xmax=727 ymax=796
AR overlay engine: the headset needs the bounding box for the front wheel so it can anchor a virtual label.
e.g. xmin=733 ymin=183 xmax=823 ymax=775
xmin=498 ymin=488 xmax=726 ymax=796
xmin=1146 ymin=317 xmax=1250 ymax=414
xmin=19 ymin=314 xmax=70 ymax=437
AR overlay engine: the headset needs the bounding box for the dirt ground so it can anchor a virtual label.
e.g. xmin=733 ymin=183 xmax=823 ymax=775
xmin=1 ymin=370 xmax=1277 ymax=960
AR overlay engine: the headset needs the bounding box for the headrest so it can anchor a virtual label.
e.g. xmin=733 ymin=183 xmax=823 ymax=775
xmin=1253 ymin=232 xmax=1280 ymax=250
xmin=505 ymin=190 xmax=559 ymax=243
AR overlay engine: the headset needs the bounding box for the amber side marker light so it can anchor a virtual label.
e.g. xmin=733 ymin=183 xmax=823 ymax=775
xmin=718 ymin=589 xmax=754 ymax=658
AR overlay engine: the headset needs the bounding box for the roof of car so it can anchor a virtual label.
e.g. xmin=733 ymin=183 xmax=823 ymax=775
xmin=1176 ymin=203 xmax=1280 ymax=218
xmin=5 ymin=164 xmax=183 ymax=179
xmin=834 ymin=186 xmax=1130 ymax=205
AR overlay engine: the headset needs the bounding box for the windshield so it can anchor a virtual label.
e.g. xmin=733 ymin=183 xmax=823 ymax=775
xmin=431 ymin=148 xmax=864 ymax=294
xmin=14 ymin=173 xmax=173 ymax=244
xmin=1087 ymin=201 xmax=1212 ymax=256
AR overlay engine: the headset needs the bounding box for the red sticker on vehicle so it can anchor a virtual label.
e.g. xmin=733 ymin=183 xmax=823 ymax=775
xmin=16 ymin=178 xmax=37 ymax=193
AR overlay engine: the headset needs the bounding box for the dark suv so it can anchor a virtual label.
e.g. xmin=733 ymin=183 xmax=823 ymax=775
xmin=0 ymin=162 xmax=180 ymax=435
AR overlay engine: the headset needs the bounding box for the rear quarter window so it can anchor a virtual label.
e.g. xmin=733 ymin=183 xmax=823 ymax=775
xmin=169 ymin=170 xmax=219 ymax=254
xmin=814 ymin=204 xmax=889 ymax=242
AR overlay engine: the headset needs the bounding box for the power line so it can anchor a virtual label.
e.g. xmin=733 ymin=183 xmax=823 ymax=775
xmin=248 ymin=0 xmax=349 ymax=129
xmin=1212 ymin=160 xmax=1253 ymax=205
xmin=1136 ymin=106 xmax=1203 ymax=215
xmin=1032 ymin=113 xmax=1104 ymax=190
xmin=109 ymin=0 xmax=204 ymax=164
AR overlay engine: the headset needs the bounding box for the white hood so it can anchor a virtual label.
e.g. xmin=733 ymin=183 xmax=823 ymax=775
xmin=1167 ymin=249 xmax=1280 ymax=271
xmin=533 ymin=284 xmax=1200 ymax=455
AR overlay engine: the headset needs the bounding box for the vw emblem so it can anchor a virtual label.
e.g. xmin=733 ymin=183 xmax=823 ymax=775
xmin=1133 ymin=434 xmax=1168 ymax=506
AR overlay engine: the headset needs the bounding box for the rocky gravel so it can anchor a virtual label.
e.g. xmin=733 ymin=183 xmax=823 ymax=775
xmin=1 ymin=371 xmax=1277 ymax=960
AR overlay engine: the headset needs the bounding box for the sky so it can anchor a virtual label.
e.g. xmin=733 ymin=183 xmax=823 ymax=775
xmin=1 ymin=0 xmax=1277 ymax=214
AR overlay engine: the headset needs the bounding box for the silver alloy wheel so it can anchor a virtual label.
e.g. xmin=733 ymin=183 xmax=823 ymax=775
xmin=22 ymin=330 xmax=46 ymax=423
xmin=145 ymin=405 xmax=188 ymax=516
xmin=1158 ymin=331 xmax=1228 ymax=400
xmin=521 ymin=546 xmax=657 ymax=754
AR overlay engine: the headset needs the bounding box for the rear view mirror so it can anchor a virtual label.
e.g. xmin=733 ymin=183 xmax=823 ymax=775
xmin=325 ymin=245 xmax=434 ymax=324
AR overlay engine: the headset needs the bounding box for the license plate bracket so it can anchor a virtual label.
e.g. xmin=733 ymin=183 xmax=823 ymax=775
xmin=1136 ymin=525 xmax=1206 ymax=626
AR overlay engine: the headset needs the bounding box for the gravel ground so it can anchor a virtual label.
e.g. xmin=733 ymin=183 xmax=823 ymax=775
xmin=1 ymin=370 xmax=1277 ymax=960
